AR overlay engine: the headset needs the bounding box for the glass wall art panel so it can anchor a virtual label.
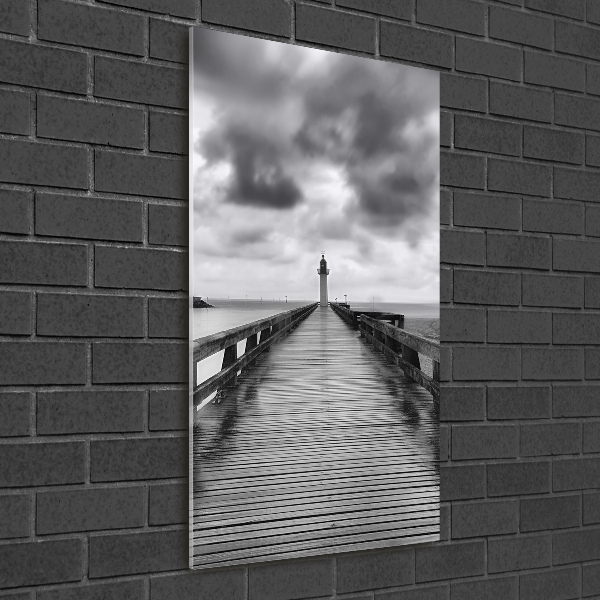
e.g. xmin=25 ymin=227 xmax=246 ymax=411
xmin=189 ymin=26 xmax=440 ymax=569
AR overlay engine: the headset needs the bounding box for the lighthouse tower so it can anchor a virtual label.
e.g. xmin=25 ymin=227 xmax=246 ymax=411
xmin=317 ymin=253 xmax=330 ymax=307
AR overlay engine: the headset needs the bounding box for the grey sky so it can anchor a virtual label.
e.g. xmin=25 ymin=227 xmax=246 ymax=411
xmin=191 ymin=27 xmax=439 ymax=303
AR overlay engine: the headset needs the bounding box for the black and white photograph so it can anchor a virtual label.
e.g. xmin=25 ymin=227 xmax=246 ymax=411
xmin=189 ymin=26 xmax=440 ymax=569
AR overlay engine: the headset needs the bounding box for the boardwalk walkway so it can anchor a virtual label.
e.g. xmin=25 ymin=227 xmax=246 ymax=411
xmin=192 ymin=306 xmax=439 ymax=568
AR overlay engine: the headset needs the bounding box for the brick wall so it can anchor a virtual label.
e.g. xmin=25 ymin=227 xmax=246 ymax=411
xmin=1 ymin=0 xmax=599 ymax=598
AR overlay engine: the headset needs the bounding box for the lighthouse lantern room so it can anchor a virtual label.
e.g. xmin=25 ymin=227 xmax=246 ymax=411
xmin=317 ymin=253 xmax=330 ymax=307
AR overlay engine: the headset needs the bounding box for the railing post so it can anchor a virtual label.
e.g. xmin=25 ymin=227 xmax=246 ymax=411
xmin=245 ymin=333 xmax=258 ymax=368
xmin=259 ymin=326 xmax=271 ymax=351
xmin=222 ymin=343 xmax=237 ymax=387
xmin=403 ymin=343 xmax=421 ymax=371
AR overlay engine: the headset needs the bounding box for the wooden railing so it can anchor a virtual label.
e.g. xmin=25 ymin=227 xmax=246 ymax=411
xmin=193 ymin=302 xmax=319 ymax=405
xmin=330 ymin=302 xmax=404 ymax=329
xmin=359 ymin=314 xmax=440 ymax=406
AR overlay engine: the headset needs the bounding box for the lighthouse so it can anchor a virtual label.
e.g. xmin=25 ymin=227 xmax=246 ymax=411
xmin=317 ymin=253 xmax=330 ymax=307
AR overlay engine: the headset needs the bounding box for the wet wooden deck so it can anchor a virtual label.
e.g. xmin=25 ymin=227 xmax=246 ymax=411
xmin=192 ymin=306 xmax=439 ymax=568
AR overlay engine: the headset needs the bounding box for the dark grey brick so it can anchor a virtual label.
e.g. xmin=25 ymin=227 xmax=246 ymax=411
xmin=441 ymin=230 xmax=484 ymax=265
xmin=415 ymin=541 xmax=485 ymax=582
xmin=337 ymin=549 xmax=413 ymax=593
xmin=454 ymin=269 xmax=520 ymax=306
xmin=0 ymin=342 xmax=86 ymax=385
xmin=556 ymin=21 xmax=600 ymax=60
xmin=584 ymin=492 xmax=600 ymax=525
xmin=439 ymin=386 xmax=485 ymax=421
xmin=554 ymin=385 xmax=600 ymax=417
xmin=38 ymin=0 xmax=144 ymax=55
xmin=440 ymin=425 xmax=449 ymax=462
xmin=587 ymin=347 xmax=600 ymax=379
xmin=96 ymin=150 xmax=186 ymax=200
xmin=523 ymin=198 xmax=584 ymax=235
xmin=90 ymin=530 xmax=187 ymax=577
xmin=417 ymin=0 xmax=485 ymax=35
xmin=586 ymin=135 xmax=600 ymax=166
xmin=440 ymin=307 xmax=485 ymax=342
xmin=488 ymin=461 xmax=550 ymax=496
xmin=0 ymin=89 xmax=29 ymax=135
xmin=95 ymin=246 xmax=187 ymax=291
xmin=525 ymin=50 xmax=584 ymax=92
xmin=440 ymin=73 xmax=487 ymax=112
xmin=488 ymin=310 xmax=551 ymax=344
xmin=453 ymin=347 xmax=520 ymax=381
xmin=38 ymin=580 xmax=145 ymax=600
xmin=91 ymin=437 xmax=187 ymax=482
xmin=149 ymin=111 xmax=187 ymax=155
xmin=0 ymin=393 xmax=31 ymax=437
xmin=454 ymin=115 xmax=521 ymax=156
xmin=521 ymin=422 xmax=581 ymax=456
xmin=149 ymin=204 xmax=187 ymax=246
xmin=248 ymin=557 xmax=333 ymax=600
xmin=440 ymin=464 xmax=485 ymax=501
xmin=440 ymin=267 xmax=452 ymax=302
xmin=523 ymin=347 xmax=584 ymax=380
xmin=204 ymin=0 xmax=290 ymax=37
xmin=38 ymin=95 xmax=144 ymax=149
xmin=453 ymin=192 xmax=520 ymax=230
xmin=99 ymin=0 xmax=195 ymax=18
xmin=523 ymin=274 xmax=583 ymax=308
xmin=451 ymin=577 xmax=518 ymax=600
xmin=584 ymin=562 xmax=600 ymax=597
xmin=149 ymin=298 xmax=187 ymax=339
xmin=488 ymin=158 xmax=551 ymax=196
xmin=524 ymin=126 xmax=584 ymax=164
xmin=337 ymin=0 xmax=412 ymax=19
xmin=524 ymin=0 xmax=584 ymax=19
xmin=37 ymin=486 xmax=144 ymax=534
xmin=150 ymin=19 xmax=188 ymax=64
xmin=36 ymin=193 xmax=143 ymax=242
xmin=554 ymin=313 xmax=600 ymax=344
xmin=553 ymin=528 xmax=600 ymax=564
xmin=521 ymin=495 xmax=581 ymax=532
xmin=556 ymin=93 xmax=600 ymax=131
xmin=0 ymin=291 xmax=31 ymax=335
xmin=151 ymin=569 xmax=246 ymax=600
xmin=487 ymin=386 xmax=550 ymax=420
xmin=440 ymin=189 xmax=451 ymax=225
xmin=0 ymin=0 xmax=30 ymax=35
xmin=456 ymin=37 xmax=521 ymax=81
xmin=380 ymin=21 xmax=453 ymax=68
xmin=149 ymin=482 xmax=186 ymax=525
xmin=489 ymin=535 xmax=551 ymax=573
xmin=95 ymin=57 xmax=187 ymax=109
xmin=490 ymin=5 xmax=553 ymax=49
xmin=589 ymin=0 xmax=600 ymax=24
xmin=440 ymin=152 xmax=485 ymax=189
xmin=554 ymin=457 xmax=600 ymax=491
xmin=555 ymin=167 xmax=600 ymax=202
xmin=554 ymin=239 xmax=600 ymax=273
xmin=0 ymin=139 xmax=88 ymax=189
xmin=37 ymin=391 xmax=144 ymax=435
xmin=0 ymin=189 xmax=30 ymax=234
xmin=440 ymin=111 xmax=451 ymax=148
xmin=584 ymin=422 xmax=600 ymax=453
xmin=0 ymin=441 xmax=85 ymax=487
xmin=92 ymin=341 xmax=187 ymax=384
xmin=376 ymin=585 xmax=448 ymax=600
xmin=0 ymin=38 xmax=87 ymax=94
xmin=149 ymin=389 xmax=187 ymax=431
xmin=487 ymin=233 xmax=551 ymax=270
xmin=490 ymin=82 xmax=552 ymax=123
xmin=37 ymin=293 xmax=144 ymax=338
xmin=587 ymin=277 xmax=600 ymax=308
xmin=0 ymin=539 xmax=82 ymax=588
xmin=452 ymin=424 xmax=518 ymax=459
xmin=0 ymin=495 xmax=29 ymax=539
xmin=452 ymin=500 xmax=518 ymax=539
xmin=588 ymin=205 xmax=600 ymax=236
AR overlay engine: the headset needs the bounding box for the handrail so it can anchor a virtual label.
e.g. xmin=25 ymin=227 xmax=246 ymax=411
xmin=359 ymin=314 xmax=440 ymax=406
xmin=330 ymin=302 xmax=404 ymax=329
xmin=193 ymin=302 xmax=318 ymax=405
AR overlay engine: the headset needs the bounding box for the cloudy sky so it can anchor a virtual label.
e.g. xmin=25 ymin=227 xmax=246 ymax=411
xmin=191 ymin=28 xmax=439 ymax=304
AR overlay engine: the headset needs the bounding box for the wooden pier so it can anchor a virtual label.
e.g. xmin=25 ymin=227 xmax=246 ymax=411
xmin=192 ymin=305 xmax=440 ymax=568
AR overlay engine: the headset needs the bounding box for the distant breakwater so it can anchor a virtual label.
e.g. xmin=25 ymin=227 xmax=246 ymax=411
xmin=193 ymin=297 xmax=213 ymax=308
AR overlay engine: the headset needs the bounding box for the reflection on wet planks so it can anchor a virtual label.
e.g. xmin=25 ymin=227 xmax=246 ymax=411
xmin=192 ymin=307 xmax=439 ymax=568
